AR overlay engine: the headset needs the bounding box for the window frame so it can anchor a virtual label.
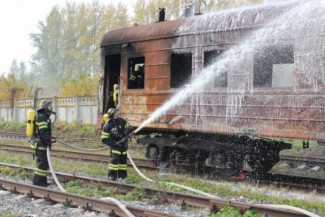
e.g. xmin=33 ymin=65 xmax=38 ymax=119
xmin=127 ymin=56 xmax=145 ymax=90
xmin=203 ymin=49 xmax=228 ymax=88
xmin=170 ymin=52 xmax=192 ymax=88
xmin=253 ymin=44 xmax=294 ymax=88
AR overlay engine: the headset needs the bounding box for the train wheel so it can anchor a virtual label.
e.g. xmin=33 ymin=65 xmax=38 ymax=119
xmin=145 ymin=144 xmax=158 ymax=160
xmin=145 ymin=145 xmax=163 ymax=168
xmin=226 ymin=154 xmax=245 ymax=176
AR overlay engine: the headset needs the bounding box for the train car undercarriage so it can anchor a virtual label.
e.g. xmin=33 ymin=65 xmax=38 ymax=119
xmin=137 ymin=131 xmax=292 ymax=176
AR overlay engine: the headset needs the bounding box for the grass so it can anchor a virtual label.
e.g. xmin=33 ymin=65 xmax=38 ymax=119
xmin=0 ymin=122 xmax=324 ymax=216
xmin=0 ymin=213 xmax=21 ymax=217
xmin=0 ymin=120 xmax=25 ymax=133
xmin=281 ymin=139 xmax=324 ymax=157
xmin=53 ymin=121 xmax=99 ymax=139
xmin=0 ymin=148 xmax=323 ymax=216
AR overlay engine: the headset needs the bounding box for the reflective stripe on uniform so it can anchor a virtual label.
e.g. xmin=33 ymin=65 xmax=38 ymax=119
xmin=108 ymin=164 xmax=118 ymax=171
xmin=35 ymin=168 xmax=47 ymax=176
xmin=118 ymin=164 xmax=127 ymax=171
xmin=31 ymin=143 xmax=37 ymax=150
xmin=101 ymin=131 xmax=110 ymax=139
xmin=129 ymin=74 xmax=136 ymax=81
xmin=122 ymin=151 xmax=127 ymax=155
xmin=31 ymin=143 xmax=46 ymax=150
xmin=125 ymin=122 xmax=130 ymax=128
xmin=112 ymin=150 xmax=121 ymax=155
xmin=36 ymin=121 xmax=48 ymax=130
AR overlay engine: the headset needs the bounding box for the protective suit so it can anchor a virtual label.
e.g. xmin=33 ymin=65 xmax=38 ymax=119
xmin=31 ymin=100 xmax=54 ymax=187
xmin=101 ymin=108 xmax=133 ymax=180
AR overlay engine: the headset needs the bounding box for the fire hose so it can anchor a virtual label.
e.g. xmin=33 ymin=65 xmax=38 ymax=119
xmin=48 ymin=132 xmax=319 ymax=217
xmin=46 ymin=143 xmax=134 ymax=217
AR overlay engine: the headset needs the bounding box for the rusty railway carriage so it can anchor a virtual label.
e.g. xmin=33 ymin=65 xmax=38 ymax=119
xmin=98 ymin=2 xmax=325 ymax=175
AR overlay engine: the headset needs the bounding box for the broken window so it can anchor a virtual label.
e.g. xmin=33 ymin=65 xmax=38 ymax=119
xmin=170 ymin=53 xmax=192 ymax=88
xmin=204 ymin=50 xmax=227 ymax=88
xmin=128 ymin=57 xmax=145 ymax=89
xmin=253 ymin=45 xmax=294 ymax=88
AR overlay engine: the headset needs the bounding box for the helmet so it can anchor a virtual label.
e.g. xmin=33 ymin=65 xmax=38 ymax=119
xmin=134 ymin=64 xmax=143 ymax=72
xmin=39 ymin=99 xmax=53 ymax=112
xmin=107 ymin=108 xmax=118 ymax=118
xmin=135 ymin=64 xmax=140 ymax=72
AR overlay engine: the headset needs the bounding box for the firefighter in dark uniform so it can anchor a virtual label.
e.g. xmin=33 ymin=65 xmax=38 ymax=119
xmin=101 ymin=108 xmax=133 ymax=180
xmin=129 ymin=64 xmax=144 ymax=89
xmin=31 ymin=99 xmax=55 ymax=187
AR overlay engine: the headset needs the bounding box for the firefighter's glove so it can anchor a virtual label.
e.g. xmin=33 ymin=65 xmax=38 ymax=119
xmin=124 ymin=127 xmax=134 ymax=136
xmin=129 ymin=130 xmax=136 ymax=137
xmin=111 ymin=131 xmax=124 ymax=141
xmin=116 ymin=137 xmax=128 ymax=146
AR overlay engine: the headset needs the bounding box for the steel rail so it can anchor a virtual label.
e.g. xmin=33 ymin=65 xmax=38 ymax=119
xmin=281 ymin=154 xmax=325 ymax=166
xmin=0 ymin=143 xmax=156 ymax=170
xmin=0 ymin=162 xmax=316 ymax=217
xmin=0 ymin=143 xmax=324 ymax=191
xmin=0 ymin=177 xmax=179 ymax=217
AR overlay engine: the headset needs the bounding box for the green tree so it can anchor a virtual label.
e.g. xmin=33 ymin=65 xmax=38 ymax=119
xmin=133 ymin=0 xmax=180 ymax=25
xmin=30 ymin=1 xmax=130 ymax=96
xmin=133 ymin=0 xmax=147 ymax=25
xmin=60 ymin=71 xmax=99 ymax=97
xmin=113 ymin=3 xmax=129 ymax=29
xmin=60 ymin=1 xmax=80 ymax=79
xmin=0 ymin=69 xmax=31 ymax=100
xmin=30 ymin=6 xmax=64 ymax=85
xmin=27 ymin=0 xmax=264 ymax=98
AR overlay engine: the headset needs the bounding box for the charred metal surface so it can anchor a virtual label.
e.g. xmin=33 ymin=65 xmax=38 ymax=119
xmin=99 ymin=2 xmax=325 ymax=143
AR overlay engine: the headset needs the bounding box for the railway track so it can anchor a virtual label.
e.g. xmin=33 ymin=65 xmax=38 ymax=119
xmin=0 ymin=162 xmax=315 ymax=217
xmin=280 ymin=155 xmax=325 ymax=170
xmin=0 ymin=143 xmax=156 ymax=170
xmin=0 ymin=177 xmax=178 ymax=217
xmin=0 ymin=141 xmax=324 ymax=193
xmin=0 ymin=132 xmax=324 ymax=191
xmin=2 ymin=131 xmax=325 ymax=168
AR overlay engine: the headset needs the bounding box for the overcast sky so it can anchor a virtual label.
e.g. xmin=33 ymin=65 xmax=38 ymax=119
xmin=0 ymin=0 xmax=137 ymax=74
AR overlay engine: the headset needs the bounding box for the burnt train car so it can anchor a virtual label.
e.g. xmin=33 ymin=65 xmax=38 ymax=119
xmin=98 ymin=1 xmax=325 ymax=175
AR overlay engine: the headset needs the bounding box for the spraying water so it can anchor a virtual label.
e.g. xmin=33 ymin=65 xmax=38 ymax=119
xmin=134 ymin=0 xmax=325 ymax=134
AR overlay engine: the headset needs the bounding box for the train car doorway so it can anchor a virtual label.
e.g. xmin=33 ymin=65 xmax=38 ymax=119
xmin=103 ymin=54 xmax=121 ymax=112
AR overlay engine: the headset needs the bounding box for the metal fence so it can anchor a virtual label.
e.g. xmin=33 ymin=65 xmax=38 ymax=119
xmin=0 ymin=96 xmax=98 ymax=125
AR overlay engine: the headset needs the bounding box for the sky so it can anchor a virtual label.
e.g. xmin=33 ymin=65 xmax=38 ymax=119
xmin=0 ymin=0 xmax=137 ymax=75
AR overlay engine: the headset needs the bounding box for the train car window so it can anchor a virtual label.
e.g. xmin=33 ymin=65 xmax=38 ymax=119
xmin=253 ymin=45 xmax=294 ymax=88
xmin=204 ymin=50 xmax=227 ymax=88
xmin=170 ymin=53 xmax=192 ymax=88
xmin=128 ymin=57 xmax=145 ymax=89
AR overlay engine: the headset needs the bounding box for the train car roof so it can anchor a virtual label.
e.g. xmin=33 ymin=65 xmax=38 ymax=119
xmin=101 ymin=19 xmax=184 ymax=46
xmin=101 ymin=2 xmax=294 ymax=47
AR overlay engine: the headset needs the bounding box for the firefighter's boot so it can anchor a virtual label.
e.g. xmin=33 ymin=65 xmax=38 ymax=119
xmin=33 ymin=174 xmax=49 ymax=187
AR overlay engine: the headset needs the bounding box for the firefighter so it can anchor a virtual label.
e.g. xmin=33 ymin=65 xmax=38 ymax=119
xmin=101 ymin=108 xmax=133 ymax=180
xmin=129 ymin=64 xmax=144 ymax=89
xmin=31 ymin=99 xmax=55 ymax=187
